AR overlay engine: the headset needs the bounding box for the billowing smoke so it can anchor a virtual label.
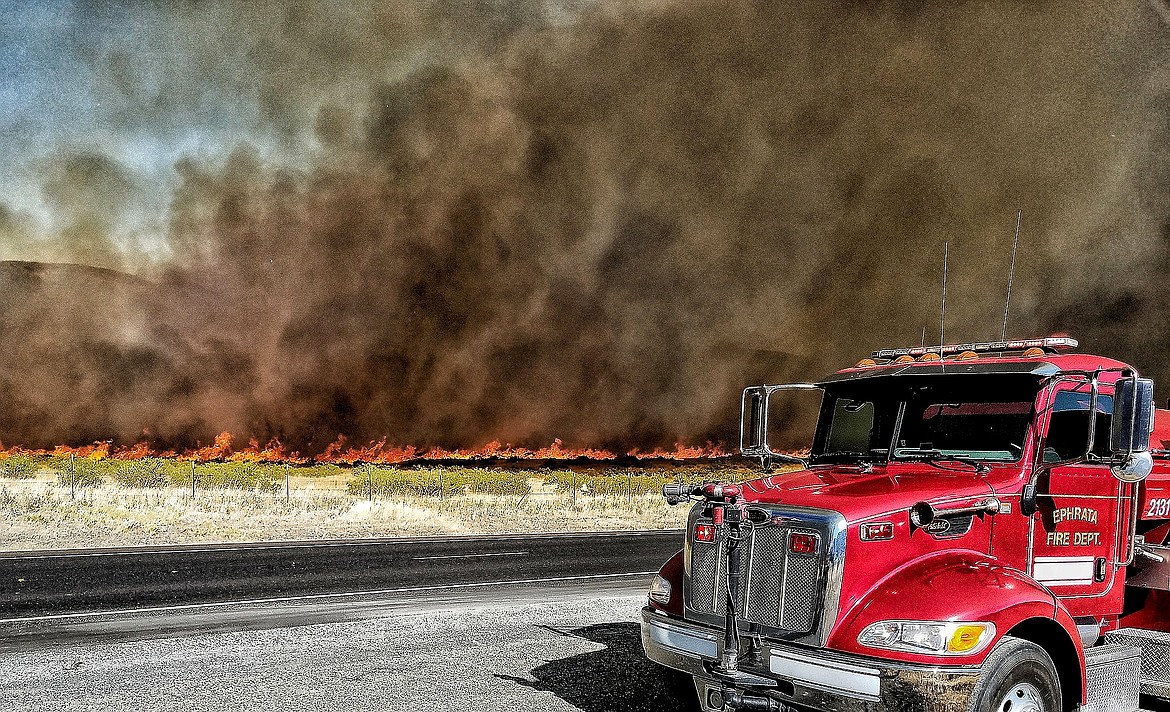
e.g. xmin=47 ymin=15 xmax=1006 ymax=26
xmin=2 ymin=0 xmax=1169 ymax=453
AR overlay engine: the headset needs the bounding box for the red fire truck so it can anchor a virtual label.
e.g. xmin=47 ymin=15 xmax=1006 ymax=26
xmin=642 ymin=337 xmax=1170 ymax=712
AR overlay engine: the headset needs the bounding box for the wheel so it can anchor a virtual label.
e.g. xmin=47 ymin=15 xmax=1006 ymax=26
xmin=968 ymin=636 xmax=1062 ymax=712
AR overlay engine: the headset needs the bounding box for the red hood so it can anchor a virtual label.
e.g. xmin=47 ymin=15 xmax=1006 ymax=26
xmin=739 ymin=465 xmax=1003 ymax=522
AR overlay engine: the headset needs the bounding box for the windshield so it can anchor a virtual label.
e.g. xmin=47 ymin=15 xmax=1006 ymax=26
xmin=809 ymin=374 xmax=1042 ymax=465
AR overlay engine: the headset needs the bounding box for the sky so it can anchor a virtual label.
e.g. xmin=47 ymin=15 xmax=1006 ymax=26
xmin=1 ymin=1 xmax=1169 ymax=451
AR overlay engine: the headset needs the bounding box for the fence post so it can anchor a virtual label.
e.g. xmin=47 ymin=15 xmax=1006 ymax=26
xmin=367 ymin=464 xmax=373 ymax=502
xmin=627 ymin=469 xmax=632 ymax=504
xmin=191 ymin=461 xmax=196 ymax=498
xmin=571 ymin=469 xmax=576 ymax=507
xmin=70 ymin=453 xmax=76 ymax=500
xmin=285 ymin=463 xmax=290 ymax=504
xmin=438 ymin=469 xmax=444 ymax=499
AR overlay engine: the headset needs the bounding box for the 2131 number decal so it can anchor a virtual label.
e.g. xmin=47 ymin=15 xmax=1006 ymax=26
xmin=1147 ymin=498 xmax=1170 ymax=518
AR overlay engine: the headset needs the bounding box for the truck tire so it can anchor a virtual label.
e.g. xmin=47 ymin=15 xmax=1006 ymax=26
xmin=968 ymin=636 xmax=1062 ymax=712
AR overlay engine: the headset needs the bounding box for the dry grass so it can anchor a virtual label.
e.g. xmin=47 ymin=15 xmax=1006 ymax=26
xmin=0 ymin=459 xmax=766 ymax=550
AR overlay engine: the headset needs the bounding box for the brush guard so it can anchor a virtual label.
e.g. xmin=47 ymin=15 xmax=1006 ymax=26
xmin=663 ymin=483 xmax=792 ymax=711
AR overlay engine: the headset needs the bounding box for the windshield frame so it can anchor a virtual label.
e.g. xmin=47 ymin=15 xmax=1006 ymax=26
xmin=808 ymin=372 xmax=1045 ymax=467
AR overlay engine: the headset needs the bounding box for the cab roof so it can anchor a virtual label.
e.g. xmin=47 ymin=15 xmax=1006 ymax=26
xmin=822 ymin=351 xmax=1135 ymax=385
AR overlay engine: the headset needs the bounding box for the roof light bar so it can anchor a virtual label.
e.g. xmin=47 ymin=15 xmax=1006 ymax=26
xmin=871 ymin=337 xmax=1077 ymax=360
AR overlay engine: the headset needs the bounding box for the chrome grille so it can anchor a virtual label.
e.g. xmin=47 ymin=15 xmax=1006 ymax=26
xmin=690 ymin=539 xmax=720 ymax=612
xmin=780 ymin=552 xmax=819 ymax=631
xmin=745 ymin=528 xmax=784 ymax=624
xmin=685 ymin=508 xmax=834 ymax=638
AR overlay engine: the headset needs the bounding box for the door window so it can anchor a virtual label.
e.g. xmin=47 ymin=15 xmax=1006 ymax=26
xmin=1043 ymin=389 xmax=1113 ymax=462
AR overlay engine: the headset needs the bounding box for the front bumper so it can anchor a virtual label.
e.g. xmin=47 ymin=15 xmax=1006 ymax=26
xmin=641 ymin=607 xmax=981 ymax=712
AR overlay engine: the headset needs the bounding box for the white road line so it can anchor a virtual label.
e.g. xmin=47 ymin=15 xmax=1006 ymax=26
xmin=0 ymin=571 xmax=658 ymax=624
xmin=411 ymin=551 xmax=528 ymax=561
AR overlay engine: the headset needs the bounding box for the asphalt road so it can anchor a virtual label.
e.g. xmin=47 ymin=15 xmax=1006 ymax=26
xmin=0 ymin=531 xmax=683 ymax=618
xmin=0 ymin=587 xmax=699 ymax=712
xmin=0 ymin=576 xmax=659 ymax=651
xmin=0 ymin=532 xmax=697 ymax=711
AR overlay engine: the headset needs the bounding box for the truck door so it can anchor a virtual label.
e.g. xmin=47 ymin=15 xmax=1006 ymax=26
xmin=1030 ymin=380 xmax=1125 ymax=611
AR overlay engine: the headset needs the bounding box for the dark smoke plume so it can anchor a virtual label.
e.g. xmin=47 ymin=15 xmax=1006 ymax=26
xmin=2 ymin=0 xmax=1170 ymax=453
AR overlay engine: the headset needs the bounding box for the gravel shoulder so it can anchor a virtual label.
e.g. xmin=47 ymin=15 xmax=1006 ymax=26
xmin=0 ymin=593 xmax=699 ymax=712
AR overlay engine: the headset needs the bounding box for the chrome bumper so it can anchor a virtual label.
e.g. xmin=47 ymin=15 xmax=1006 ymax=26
xmin=640 ymin=607 xmax=981 ymax=712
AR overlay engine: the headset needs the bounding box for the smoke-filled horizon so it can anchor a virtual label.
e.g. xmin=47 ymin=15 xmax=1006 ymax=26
xmin=2 ymin=0 xmax=1169 ymax=453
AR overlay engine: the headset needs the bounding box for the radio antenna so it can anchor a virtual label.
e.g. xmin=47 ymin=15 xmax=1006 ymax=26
xmin=1000 ymin=210 xmax=1022 ymax=341
xmin=940 ymin=240 xmax=949 ymax=354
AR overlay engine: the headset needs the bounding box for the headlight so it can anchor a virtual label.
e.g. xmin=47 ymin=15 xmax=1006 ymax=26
xmin=858 ymin=620 xmax=995 ymax=655
xmin=649 ymin=574 xmax=672 ymax=605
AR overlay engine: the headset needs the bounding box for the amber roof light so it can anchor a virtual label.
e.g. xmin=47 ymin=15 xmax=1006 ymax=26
xmin=871 ymin=337 xmax=1077 ymax=360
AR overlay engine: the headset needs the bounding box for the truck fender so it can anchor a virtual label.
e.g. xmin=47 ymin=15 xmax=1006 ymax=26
xmin=828 ymin=550 xmax=1078 ymax=670
xmin=650 ymin=549 xmax=684 ymax=616
xmin=1007 ymin=602 xmax=1086 ymax=708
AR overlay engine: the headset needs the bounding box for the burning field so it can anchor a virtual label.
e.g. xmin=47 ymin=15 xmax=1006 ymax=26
xmin=0 ymin=432 xmax=731 ymax=466
xmin=2 ymin=1 xmax=1169 ymax=550
xmin=0 ymin=435 xmax=768 ymax=550
xmin=3 ymin=2 xmax=1170 ymax=463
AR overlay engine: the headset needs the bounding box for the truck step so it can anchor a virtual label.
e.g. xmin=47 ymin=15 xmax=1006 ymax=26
xmin=1104 ymin=628 xmax=1170 ymax=700
xmin=1078 ymin=643 xmax=1142 ymax=712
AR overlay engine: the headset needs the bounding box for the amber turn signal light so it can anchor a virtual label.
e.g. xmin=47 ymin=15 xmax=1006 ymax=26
xmin=947 ymin=624 xmax=992 ymax=653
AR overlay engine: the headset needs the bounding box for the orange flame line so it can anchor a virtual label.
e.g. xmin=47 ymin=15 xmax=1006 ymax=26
xmin=0 ymin=433 xmax=733 ymax=465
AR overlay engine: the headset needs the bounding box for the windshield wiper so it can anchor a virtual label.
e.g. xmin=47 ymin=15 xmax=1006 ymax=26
xmin=810 ymin=449 xmax=889 ymax=465
xmin=892 ymin=448 xmax=990 ymax=474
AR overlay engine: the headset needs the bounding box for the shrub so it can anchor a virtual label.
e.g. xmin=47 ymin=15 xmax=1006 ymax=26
xmin=0 ymin=456 xmax=36 ymax=480
xmin=55 ymin=458 xmax=105 ymax=488
xmin=448 ymin=468 xmax=529 ymax=496
xmin=296 ymin=463 xmax=343 ymax=478
xmin=113 ymin=458 xmax=170 ymax=488
xmin=348 ymin=467 xmax=449 ymax=498
xmin=193 ymin=462 xmax=281 ymax=492
xmin=345 ymin=466 xmax=531 ymax=498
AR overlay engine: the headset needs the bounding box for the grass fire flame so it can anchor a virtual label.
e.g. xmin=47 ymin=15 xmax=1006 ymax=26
xmin=0 ymin=433 xmax=732 ymax=466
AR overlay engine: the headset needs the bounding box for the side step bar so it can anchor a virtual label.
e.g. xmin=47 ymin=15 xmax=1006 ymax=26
xmin=1105 ymin=628 xmax=1170 ymax=702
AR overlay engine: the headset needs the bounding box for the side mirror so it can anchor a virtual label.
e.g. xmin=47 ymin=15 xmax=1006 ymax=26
xmin=739 ymin=384 xmax=820 ymax=469
xmin=1111 ymin=377 xmax=1155 ymax=483
xmin=741 ymin=386 xmax=768 ymax=455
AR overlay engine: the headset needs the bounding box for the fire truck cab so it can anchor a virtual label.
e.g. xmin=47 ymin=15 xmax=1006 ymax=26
xmin=642 ymin=338 xmax=1170 ymax=712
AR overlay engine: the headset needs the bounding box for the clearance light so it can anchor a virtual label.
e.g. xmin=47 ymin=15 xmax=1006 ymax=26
xmin=858 ymin=620 xmax=996 ymax=656
xmin=860 ymin=522 xmax=894 ymax=541
xmin=957 ymin=351 xmax=978 ymax=361
xmin=893 ymin=355 xmax=915 ymax=364
xmin=1022 ymin=347 xmax=1045 ymax=357
xmin=855 ymin=358 xmax=877 ymax=367
xmin=788 ymin=531 xmax=820 ymax=555
xmin=917 ymin=353 xmax=941 ymax=362
xmin=694 ymin=524 xmax=715 ymax=543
